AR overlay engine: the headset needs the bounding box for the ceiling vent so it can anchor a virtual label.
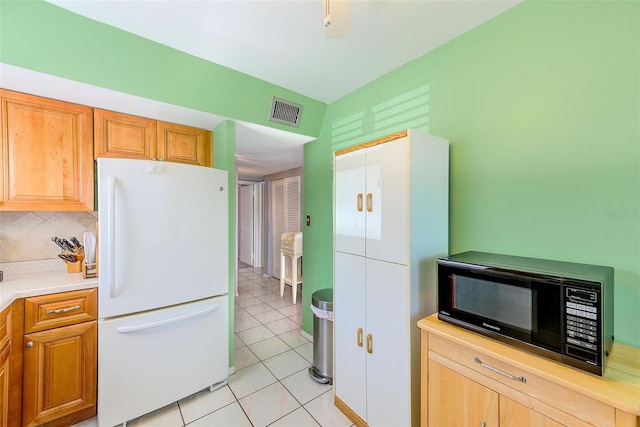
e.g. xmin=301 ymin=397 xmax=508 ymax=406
xmin=269 ymin=97 xmax=303 ymax=128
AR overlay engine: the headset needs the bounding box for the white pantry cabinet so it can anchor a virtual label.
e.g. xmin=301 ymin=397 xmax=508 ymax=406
xmin=333 ymin=129 xmax=449 ymax=427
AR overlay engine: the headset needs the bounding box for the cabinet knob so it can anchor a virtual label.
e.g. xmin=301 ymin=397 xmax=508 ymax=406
xmin=25 ymin=341 xmax=33 ymax=348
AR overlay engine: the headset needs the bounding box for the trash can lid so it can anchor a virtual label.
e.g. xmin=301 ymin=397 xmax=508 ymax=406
xmin=311 ymin=288 xmax=333 ymax=311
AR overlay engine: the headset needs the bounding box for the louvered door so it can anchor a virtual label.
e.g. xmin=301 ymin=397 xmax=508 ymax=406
xmin=271 ymin=176 xmax=300 ymax=279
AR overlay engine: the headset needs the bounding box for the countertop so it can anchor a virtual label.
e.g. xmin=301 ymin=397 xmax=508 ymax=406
xmin=0 ymin=270 xmax=98 ymax=311
xmin=418 ymin=314 xmax=640 ymax=416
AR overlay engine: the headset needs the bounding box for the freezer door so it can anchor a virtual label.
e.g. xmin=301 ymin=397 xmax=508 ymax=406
xmin=98 ymin=158 xmax=228 ymax=318
xmin=97 ymin=296 xmax=229 ymax=426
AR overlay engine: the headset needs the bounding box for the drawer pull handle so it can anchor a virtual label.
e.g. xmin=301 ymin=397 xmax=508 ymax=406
xmin=46 ymin=304 xmax=81 ymax=315
xmin=474 ymin=357 xmax=526 ymax=384
xmin=366 ymin=333 xmax=373 ymax=354
xmin=357 ymin=328 xmax=363 ymax=347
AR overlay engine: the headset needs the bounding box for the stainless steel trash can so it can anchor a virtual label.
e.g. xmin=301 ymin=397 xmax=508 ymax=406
xmin=309 ymin=288 xmax=333 ymax=384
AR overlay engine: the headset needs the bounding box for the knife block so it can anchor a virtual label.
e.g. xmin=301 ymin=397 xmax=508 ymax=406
xmin=62 ymin=248 xmax=84 ymax=273
xmin=66 ymin=256 xmax=84 ymax=273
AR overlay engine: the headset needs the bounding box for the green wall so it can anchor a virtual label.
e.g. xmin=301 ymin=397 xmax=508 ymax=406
xmin=213 ymin=121 xmax=237 ymax=366
xmin=0 ymin=0 xmax=326 ymax=368
xmin=2 ymin=0 xmax=638 ymax=347
xmin=0 ymin=0 xmax=326 ymax=137
xmin=303 ymin=0 xmax=640 ymax=346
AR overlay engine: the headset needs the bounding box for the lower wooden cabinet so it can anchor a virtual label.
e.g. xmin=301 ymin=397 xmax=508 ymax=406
xmin=7 ymin=288 xmax=97 ymax=427
xmin=428 ymin=359 xmax=564 ymax=427
xmin=0 ymin=344 xmax=9 ymax=427
xmin=22 ymin=321 xmax=97 ymax=427
xmin=418 ymin=315 xmax=640 ymax=427
xmin=499 ymin=395 xmax=563 ymax=427
xmin=427 ymin=359 xmax=498 ymax=427
xmin=0 ymin=305 xmax=11 ymax=427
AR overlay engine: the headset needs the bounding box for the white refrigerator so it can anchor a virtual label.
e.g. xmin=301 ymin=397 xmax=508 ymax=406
xmin=96 ymin=158 xmax=229 ymax=427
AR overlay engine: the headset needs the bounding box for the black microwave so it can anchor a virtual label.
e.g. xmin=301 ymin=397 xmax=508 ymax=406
xmin=437 ymin=251 xmax=614 ymax=375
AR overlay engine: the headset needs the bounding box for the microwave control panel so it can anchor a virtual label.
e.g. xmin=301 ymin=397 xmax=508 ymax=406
xmin=564 ymin=287 xmax=599 ymax=355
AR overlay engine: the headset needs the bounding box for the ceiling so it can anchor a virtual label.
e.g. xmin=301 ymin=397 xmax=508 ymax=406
xmin=42 ymin=0 xmax=521 ymax=181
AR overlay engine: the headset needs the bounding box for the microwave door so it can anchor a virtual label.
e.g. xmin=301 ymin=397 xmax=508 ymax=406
xmin=443 ymin=271 xmax=538 ymax=344
xmin=529 ymin=279 xmax=563 ymax=352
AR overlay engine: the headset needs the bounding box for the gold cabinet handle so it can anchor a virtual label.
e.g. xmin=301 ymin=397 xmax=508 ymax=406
xmin=366 ymin=333 xmax=373 ymax=354
xmin=46 ymin=304 xmax=81 ymax=315
xmin=357 ymin=328 xmax=363 ymax=347
xmin=366 ymin=193 xmax=373 ymax=212
xmin=357 ymin=193 xmax=363 ymax=212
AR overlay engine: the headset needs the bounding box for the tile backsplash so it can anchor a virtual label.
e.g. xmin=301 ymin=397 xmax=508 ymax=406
xmin=0 ymin=211 xmax=98 ymax=272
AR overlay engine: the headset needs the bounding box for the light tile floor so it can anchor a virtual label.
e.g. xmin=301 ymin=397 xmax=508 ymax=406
xmin=75 ymin=264 xmax=352 ymax=427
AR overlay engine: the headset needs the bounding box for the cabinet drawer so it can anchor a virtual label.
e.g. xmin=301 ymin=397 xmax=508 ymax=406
xmin=24 ymin=289 xmax=97 ymax=334
xmin=429 ymin=334 xmax=616 ymax=427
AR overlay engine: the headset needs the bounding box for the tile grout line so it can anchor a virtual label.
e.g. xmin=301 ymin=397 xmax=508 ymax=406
xmin=235 ymin=267 xmax=323 ymax=426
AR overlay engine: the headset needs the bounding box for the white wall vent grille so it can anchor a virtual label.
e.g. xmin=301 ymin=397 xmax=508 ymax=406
xmin=269 ymin=97 xmax=303 ymax=127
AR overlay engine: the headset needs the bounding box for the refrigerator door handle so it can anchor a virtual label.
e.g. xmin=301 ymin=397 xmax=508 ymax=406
xmin=107 ymin=176 xmax=116 ymax=298
xmin=115 ymin=304 xmax=219 ymax=333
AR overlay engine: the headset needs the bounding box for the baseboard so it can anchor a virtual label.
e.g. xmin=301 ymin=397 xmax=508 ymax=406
xmin=335 ymin=395 xmax=367 ymax=427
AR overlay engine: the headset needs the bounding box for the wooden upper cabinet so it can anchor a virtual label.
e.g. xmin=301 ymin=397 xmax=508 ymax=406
xmin=94 ymin=109 xmax=156 ymax=160
xmin=94 ymin=109 xmax=212 ymax=167
xmin=157 ymin=121 xmax=212 ymax=167
xmin=0 ymin=90 xmax=94 ymax=211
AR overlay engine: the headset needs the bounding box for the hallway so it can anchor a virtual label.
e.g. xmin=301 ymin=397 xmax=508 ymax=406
xmin=75 ymin=265 xmax=351 ymax=426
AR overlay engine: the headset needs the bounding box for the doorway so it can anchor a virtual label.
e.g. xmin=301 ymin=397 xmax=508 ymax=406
xmin=238 ymin=182 xmax=264 ymax=268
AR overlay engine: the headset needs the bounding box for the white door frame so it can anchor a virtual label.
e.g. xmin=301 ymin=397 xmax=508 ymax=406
xmin=237 ymin=181 xmax=265 ymax=269
xmin=239 ymin=185 xmax=254 ymax=266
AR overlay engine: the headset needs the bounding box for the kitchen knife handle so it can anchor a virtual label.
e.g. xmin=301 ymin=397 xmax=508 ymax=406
xmin=107 ymin=176 xmax=116 ymax=299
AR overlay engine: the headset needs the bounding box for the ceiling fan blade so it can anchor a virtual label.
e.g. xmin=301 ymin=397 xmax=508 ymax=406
xmin=323 ymin=0 xmax=351 ymax=39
